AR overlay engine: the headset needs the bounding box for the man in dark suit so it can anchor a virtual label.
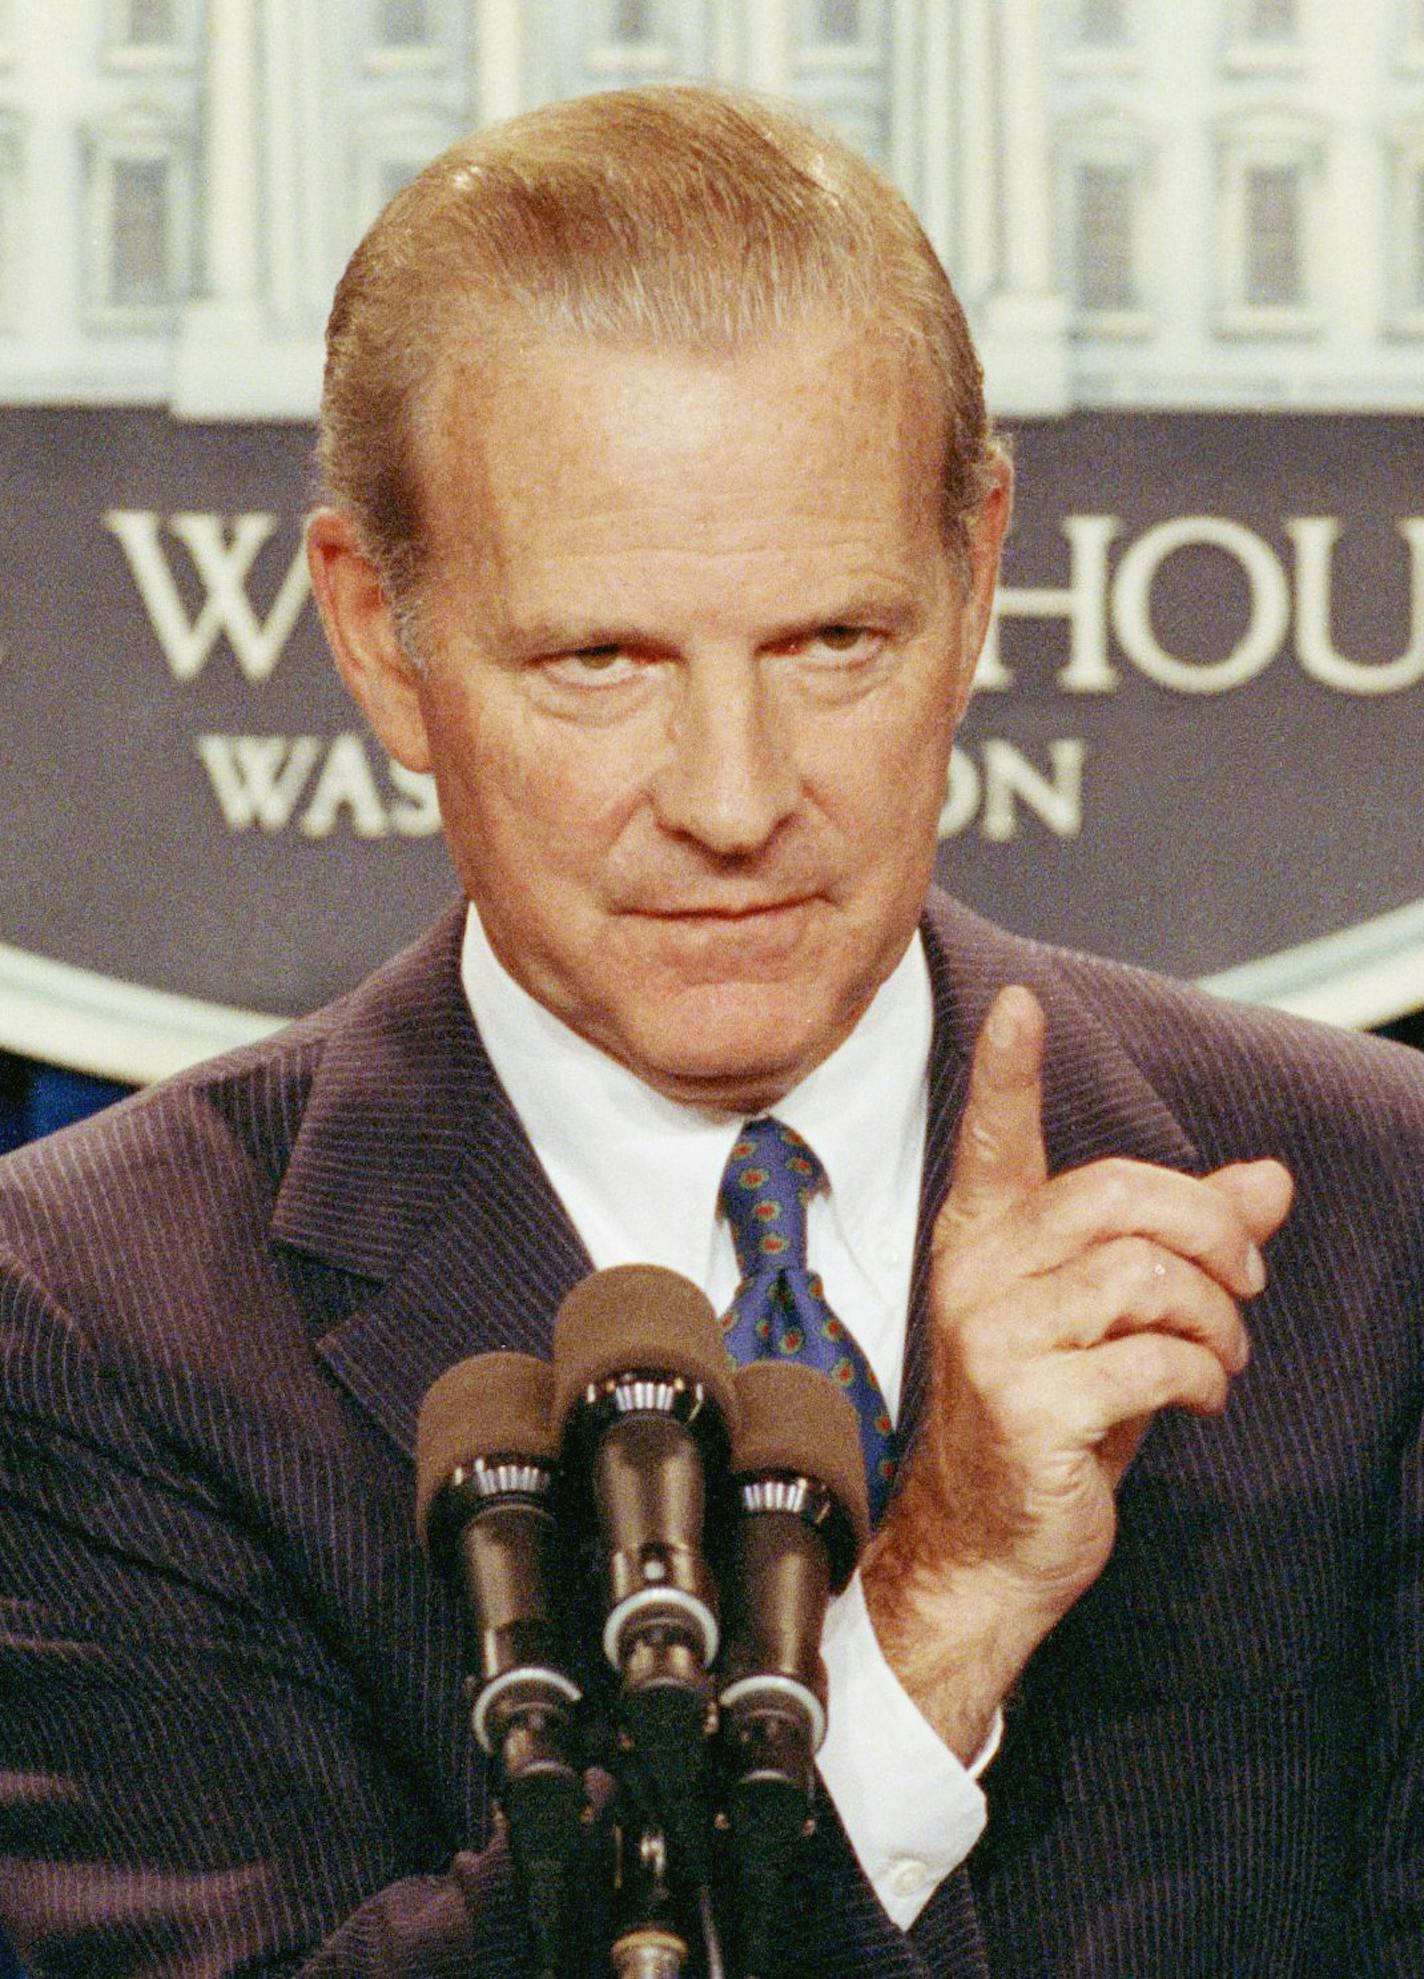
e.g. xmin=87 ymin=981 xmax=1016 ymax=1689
xmin=1 ymin=85 xmax=1419 ymax=1977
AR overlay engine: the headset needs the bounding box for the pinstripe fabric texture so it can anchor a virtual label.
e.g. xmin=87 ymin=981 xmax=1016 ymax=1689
xmin=0 ymin=1920 xmax=29 ymax=1978
xmin=1 ymin=891 xmax=1422 ymax=1975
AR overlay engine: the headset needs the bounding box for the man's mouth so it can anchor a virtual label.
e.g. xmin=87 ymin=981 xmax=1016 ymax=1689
xmin=635 ymin=897 xmax=814 ymax=922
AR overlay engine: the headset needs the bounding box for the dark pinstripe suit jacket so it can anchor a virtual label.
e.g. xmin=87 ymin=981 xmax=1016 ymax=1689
xmin=2 ymin=892 xmax=1422 ymax=1976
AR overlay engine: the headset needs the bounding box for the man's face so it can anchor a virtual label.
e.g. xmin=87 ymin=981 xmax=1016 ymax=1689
xmin=339 ymin=322 xmax=1006 ymax=1111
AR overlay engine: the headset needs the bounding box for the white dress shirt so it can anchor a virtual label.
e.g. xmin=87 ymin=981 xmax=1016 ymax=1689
xmin=459 ymin=905 xmax=993 ymax=1927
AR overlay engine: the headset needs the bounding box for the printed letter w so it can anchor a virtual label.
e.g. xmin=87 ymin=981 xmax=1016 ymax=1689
xmin=104 ymin=510 xmax=311 ymax=682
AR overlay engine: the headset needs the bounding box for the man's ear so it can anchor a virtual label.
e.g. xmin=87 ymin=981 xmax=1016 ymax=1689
xmin=306 ymin=507 xmax=433 ymax=773
xmin=952 ymin=455 xmax=1014 ymax=723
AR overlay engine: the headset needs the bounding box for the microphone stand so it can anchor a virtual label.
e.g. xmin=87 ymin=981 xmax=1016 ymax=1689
xmin=610 ymin=1822 xmax=688 ymax=1979
xmin=606 ymin=1812 xmax=728 ymax=1979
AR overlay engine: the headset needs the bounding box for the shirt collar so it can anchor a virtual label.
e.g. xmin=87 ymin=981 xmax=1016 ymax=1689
xmin=459 ymin=906 xmax=932 ymax=1275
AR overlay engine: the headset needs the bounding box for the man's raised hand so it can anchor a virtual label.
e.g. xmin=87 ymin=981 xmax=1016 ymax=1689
xmin=862 ymin=984 xmax=1294 ymax=1761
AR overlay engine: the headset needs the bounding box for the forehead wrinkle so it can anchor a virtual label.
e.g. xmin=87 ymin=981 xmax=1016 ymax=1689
xmin=498 ymin=517 xmax=930 ymax=625
xmin=475 ymin=405 xmax=939 ymax=583
xmin=445 ymin=463 xmax=928 ymax=629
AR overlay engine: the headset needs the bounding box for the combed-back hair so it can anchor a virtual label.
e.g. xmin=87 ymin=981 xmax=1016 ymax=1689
xmin=318 ymin=84 xmax=999 ymax=628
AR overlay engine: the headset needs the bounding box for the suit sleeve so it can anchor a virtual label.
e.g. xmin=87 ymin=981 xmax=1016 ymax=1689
xmin=0 ymin=1256 xmax=536 ymax=1978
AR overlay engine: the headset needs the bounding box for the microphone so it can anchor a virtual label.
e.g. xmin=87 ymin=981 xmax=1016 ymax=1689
xmin=552 ymin=1265 xmax=739 ymax=1887
xmin=416 ymin=1350 xmax=586 ymax=1979
xmin=718 ymin=1359 xmax=869 ymax=1979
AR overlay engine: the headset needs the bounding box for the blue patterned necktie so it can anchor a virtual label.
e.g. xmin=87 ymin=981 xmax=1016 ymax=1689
xmin=719 ymin=1117 xmax=898 ymax=1524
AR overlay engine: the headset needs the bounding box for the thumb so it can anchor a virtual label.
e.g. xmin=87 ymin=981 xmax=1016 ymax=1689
xmin=945 ymin=985 xmax=1049 ymax=1226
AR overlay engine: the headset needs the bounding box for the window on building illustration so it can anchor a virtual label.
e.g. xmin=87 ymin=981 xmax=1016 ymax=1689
xmin=576 ymin=0 xmax=681 ymax=79
xmin=124 ymin=0 xmax=176 ymax=43
xmin=103 ymin=0 xmax=194 ymax=59
xmin=1078 ymin=0 xmax=1128 ymax=45
xmin=613 ymin=0 xmax=656 ymax=42
xmin=1241 ymin=0 xmax=1297 ymax=36
xmin=1244 ymin=163 xmax=1303 ymax=307
xmin=84 ymin=115 xmax=191 ymax=320
xmin=814 ymin=0 xmax=864 ymax=42
xmin=378 ymin=0 xmax=431 ymax=43
xmin=1073 ymin=161 xmax=1137 ymax=312
xmin=1384 ymin=131 xmax=1424 ymax=324
xmin=110 ymin=156 xmax=172 ymax=308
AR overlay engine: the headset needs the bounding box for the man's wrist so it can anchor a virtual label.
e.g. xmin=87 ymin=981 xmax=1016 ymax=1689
xmin=860 ymin=1510 xmax=1056 ymax=1763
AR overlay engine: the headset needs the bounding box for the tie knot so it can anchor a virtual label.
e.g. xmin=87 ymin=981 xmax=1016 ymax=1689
xmin=719 ymin=1116 xmax=825 ymax=1283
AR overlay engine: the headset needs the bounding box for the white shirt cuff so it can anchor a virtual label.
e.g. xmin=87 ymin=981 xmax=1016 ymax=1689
xmin=817 ymin=1570 xmax=997 ymax=1930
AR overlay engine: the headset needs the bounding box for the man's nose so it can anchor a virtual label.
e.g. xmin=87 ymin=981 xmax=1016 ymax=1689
xmin=649 ymin=657 xmax=801 ymax=856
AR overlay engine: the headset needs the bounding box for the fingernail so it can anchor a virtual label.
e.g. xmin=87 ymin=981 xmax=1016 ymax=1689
xmin=987 ymin=995 xmax=1018 ymax=1048
xmin=1244 ymin=1243 xmax=1266 ymax=1295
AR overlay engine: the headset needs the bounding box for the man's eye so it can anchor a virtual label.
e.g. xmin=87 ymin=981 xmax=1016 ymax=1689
xmin=543 ymin=647 xmax=640 ymax=686
xmin=802 ymin=626 xmax=883 ymax=665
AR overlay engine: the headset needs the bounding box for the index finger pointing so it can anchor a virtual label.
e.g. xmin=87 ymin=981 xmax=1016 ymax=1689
xmin=946 ymin=985 xmax=1049 ymax=1224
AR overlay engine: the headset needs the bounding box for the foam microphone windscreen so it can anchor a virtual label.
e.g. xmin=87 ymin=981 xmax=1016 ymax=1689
xmin=732 ymin=1359 xmax=871 ymax=1574
xmin=552 ymin=1264 xmax=738 ymax=1436
xmin=414 ymin=1350 xmax=558 ymax=1550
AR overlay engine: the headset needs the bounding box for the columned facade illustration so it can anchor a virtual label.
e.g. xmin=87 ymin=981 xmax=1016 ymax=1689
xmin=0 ymin=2 xmax=1417 ymax=418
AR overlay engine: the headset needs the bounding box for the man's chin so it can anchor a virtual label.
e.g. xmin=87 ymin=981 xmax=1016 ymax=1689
xmin=607 ymin=990 xmax=859 ymax=1113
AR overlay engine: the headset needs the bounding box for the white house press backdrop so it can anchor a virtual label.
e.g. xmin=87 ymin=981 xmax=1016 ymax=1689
xmin=0 ymin=0 xmax=1421 ymax=1082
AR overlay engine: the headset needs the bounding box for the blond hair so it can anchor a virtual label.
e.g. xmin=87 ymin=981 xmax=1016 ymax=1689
xmin=318 ymin=85 xmax=998 ymax=626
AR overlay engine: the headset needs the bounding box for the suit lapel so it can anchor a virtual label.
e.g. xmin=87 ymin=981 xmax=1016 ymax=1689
xmin=271 ymin=904 xmax=592 ymax=1461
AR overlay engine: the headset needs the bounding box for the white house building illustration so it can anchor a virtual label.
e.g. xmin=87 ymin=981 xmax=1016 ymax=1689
xmin=0 ymin=0 xmax=1421 ymax=420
